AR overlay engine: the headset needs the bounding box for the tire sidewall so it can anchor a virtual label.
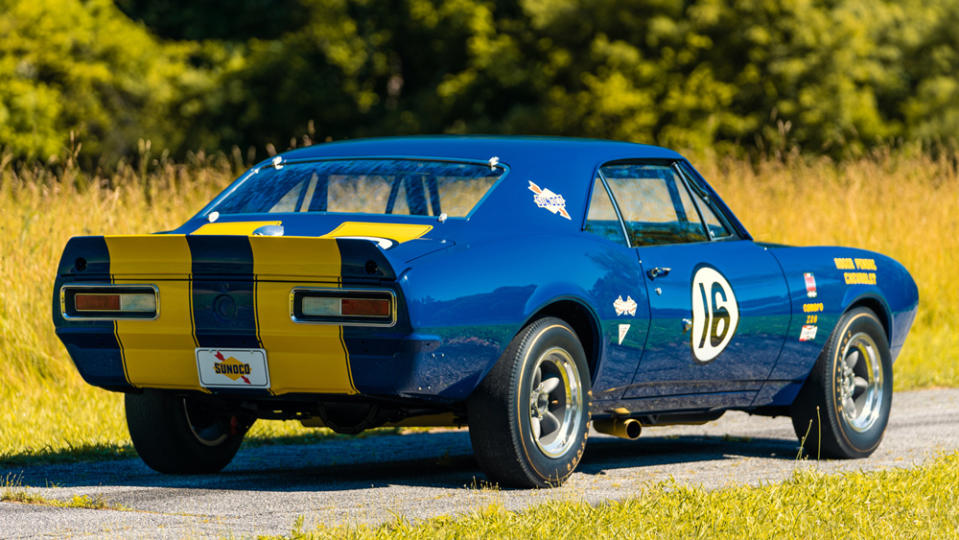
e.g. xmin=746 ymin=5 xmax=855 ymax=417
xmin=126 ymin=390 xmax=247 ymax=474
xmin=825 ymin=309 xmax=893 ymax=456
xmin=511 ymin=319 xmax=591 ymax=486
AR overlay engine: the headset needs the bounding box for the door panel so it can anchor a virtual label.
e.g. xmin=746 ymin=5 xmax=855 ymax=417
xmin=625 ymin=240 xmax=790 ymax=397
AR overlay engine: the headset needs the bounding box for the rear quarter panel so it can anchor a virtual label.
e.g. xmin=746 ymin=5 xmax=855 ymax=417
xmin=383 ymin=231 xmax=646 ymax=402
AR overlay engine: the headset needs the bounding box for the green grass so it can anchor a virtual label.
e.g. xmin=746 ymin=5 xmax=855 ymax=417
xmin=269 ymin=452 xmax=959 ymax=539
xmin=2 ymin=476 xmax=125 ymax=510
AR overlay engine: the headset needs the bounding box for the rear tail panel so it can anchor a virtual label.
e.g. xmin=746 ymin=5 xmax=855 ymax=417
xmin=53 ymin=234 xmax=397 ymax=395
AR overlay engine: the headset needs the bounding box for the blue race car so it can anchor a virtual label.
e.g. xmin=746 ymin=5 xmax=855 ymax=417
xmin=52 ymin=137 xmax=918 ymax=487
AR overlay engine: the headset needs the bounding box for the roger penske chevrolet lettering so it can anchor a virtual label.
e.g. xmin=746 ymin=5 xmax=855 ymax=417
xmin=53 ymin=137 xmax=918 ymax=487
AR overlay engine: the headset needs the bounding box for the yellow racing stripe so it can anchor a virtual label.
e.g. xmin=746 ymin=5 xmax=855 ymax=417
xmin=106 ymin=235 xmax=203 ymax=391
xmin=247 ymin=236 xmax=342 ymax=280
xmin=320 ymin=221 xmax=432 ymax=244
xmin=250 ymin=237 xmax=357 ymax=395
xmin=103 ymin=234 xmax=358 ymax=395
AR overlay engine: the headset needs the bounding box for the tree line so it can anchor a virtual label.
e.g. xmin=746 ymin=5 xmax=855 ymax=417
xmin=2 ymin=0 xmax=958 ymax=167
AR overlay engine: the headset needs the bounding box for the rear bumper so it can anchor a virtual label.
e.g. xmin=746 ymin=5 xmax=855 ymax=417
xmin=55 ymin=322 xmax=444 ymax=398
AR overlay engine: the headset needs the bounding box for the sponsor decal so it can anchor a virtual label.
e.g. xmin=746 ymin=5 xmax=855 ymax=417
xmin=799 ymin=324 xmax=818 ymax=342
xmin=613 ymin=295 xmax=638 ymax=317
xmin=804 ymin=272 xmax=817 ymax=298
xmin=836 ymin=257 xmax=877 ymax=285
xmin=834 ymin=257 xmax=855 ymax=270
xmin=803 ymin=302 xmax=824 ymax=324
xmin=690 ymin=266 xmax=739 ymax=363
xmin=833 ymin=257 xmax=877 ymax=271
xmin=213 ymin=351 xmax=252 ymax=384
xmin=844 ymin=272 xmax=877 ymax=285
xmin=528 ymin=181 xmax=571 ymax=220
xmin=618 ymin=324 xmax=630 ymax=345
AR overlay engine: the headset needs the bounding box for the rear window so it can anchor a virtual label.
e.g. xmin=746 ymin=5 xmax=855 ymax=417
xmin=209 ymin=159 xmax=504 ymax=217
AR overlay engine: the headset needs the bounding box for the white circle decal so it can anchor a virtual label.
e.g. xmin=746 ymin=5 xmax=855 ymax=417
xmin=690 ymin=266 xmax=739 ymax=363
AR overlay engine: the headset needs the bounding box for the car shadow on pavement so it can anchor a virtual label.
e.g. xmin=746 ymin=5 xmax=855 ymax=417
xmin=0 ymin=429 xmax=804 ymax=492
xmin=578 ymin=433 xmax=802 ymax=476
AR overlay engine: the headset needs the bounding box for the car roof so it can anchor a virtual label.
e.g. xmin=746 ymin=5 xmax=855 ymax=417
xmin=278 ymin=135 xmax=683 ymax=166
xmin=224 ymin=136 xmax=689 ymax=236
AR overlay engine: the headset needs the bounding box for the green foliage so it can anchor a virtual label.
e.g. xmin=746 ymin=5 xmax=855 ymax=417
xmin=115 ymin=0 xmax=307 ymax=41
xmin=3 ymin=0 xmax=959 ymax=165
xmin=0 ymin=0 xmax=199 ymax=165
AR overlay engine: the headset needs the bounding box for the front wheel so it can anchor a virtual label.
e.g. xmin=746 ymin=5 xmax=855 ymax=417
xmin=125 ymin=391 xmax=251 ymax=474
xmin=791 ymin=307 xmax=893 ymax=459
xmin=467 ymin=317 xmax=591 ymax=488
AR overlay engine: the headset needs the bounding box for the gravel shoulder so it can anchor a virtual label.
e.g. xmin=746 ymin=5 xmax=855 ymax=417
xmin=2 ymin=389 xmax=957 ymax=539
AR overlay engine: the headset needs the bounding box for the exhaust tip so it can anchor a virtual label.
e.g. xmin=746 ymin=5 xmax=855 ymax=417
xmin=593 ymin=417 xmax=642 ymax=440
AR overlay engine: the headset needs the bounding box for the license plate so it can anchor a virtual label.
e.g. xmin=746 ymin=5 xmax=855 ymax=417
xmin=196 ymin=348 xmax=270 ymax=389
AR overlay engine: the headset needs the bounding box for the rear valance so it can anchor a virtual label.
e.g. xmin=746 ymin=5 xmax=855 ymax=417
xmin=56 ymin=235 xmax=396 ymax=282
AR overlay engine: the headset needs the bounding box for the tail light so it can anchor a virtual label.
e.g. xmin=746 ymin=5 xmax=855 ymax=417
xmin=291 ymin=288 xmax=395 ymax=326
xmin=61 ymin=285 xmax=158 ymax=320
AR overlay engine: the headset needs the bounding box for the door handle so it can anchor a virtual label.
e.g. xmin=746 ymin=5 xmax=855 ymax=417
xmin=647 ymin=266 xmax=671 ymax=279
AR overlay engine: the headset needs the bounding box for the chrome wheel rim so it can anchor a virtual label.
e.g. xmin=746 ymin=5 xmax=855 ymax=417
xmin=183 ymin=399 xmax=229 ymax=446
xmin=528 ymin=347 xmax=584 ymax=458
xmin=837 ymin=332 xmax=883 ymax=432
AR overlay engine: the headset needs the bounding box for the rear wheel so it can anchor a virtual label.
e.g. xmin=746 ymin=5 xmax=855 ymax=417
xmin=467 ymin=317 xmax=591 ymax=488
xmin=125 ymin=391 xmax=251 ymax=474
xmin=791 ymin=307 xmax=892 ymax=459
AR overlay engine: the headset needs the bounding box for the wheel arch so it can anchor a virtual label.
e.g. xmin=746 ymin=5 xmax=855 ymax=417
xmin=523 ymin=297 xmax=602 ymax=381
xmin=843 ymin=293 xmax=892 ymax=344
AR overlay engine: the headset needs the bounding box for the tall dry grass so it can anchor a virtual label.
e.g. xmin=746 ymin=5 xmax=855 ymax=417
xmin=695 ymin=148 xmax=957 ymax=389
xmin=0 ymin=148 xmax=955 ymax=460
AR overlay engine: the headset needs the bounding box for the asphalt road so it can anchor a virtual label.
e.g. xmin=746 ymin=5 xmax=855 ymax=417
xmin=2 ymin=388 xmax=957 ymax=539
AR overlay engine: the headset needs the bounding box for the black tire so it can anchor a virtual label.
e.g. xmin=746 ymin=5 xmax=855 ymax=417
xmin=791 ymin=307 xmax=892 ymax=459
xmin=125 ymin=391 xmax=251 ymax=474
xmin=467 ymin=317 xmax=591 ymax=488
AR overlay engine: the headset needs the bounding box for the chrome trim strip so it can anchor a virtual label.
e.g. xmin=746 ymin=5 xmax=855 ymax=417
xmin=289 ymin=287 xmax=397 ymax=327
xmin=59 ymin=283 xmax=160 ymax=321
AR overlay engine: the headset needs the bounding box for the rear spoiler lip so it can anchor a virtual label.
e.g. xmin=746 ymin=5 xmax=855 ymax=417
xmin=54 ymin=235 xmax=397 ymax=282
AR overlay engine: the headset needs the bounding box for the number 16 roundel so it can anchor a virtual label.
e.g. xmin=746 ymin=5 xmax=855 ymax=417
xmin=690 ymin=265 xmax=740 ymax=363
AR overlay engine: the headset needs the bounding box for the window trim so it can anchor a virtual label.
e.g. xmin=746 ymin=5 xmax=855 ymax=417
xmin=593 ymin=159 xmax=712 ymax=248
xmin=196 ymin=156 xmax=510 ymax=222
xmin=673 ymin=161 xmax=742 ymax=241
xmin=589 ymin=168 xmax=631 ymax=246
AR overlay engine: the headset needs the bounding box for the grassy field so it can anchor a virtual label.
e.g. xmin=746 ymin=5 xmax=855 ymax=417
xmin=0 ymin=148 xmax=955 ymax=462
xmin=271 ymin=452 xmax=959 ymax=538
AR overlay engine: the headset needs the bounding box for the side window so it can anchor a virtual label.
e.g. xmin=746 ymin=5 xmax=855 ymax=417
xmin=585 ymin=178 xmax=628 ymax=245
xmin=600 ymin=163 xmax=709 ymax=246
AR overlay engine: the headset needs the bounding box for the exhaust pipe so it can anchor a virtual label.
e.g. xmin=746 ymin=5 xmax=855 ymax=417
xmin=593 ymin=417 xmax=642 ymax=440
